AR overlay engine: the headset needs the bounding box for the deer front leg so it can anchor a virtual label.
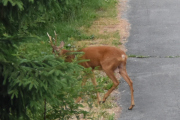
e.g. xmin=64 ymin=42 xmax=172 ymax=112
xmin=102 ymin=69 xmax=120 ymax=103
xmin=76 ymin=76 xmax=87 ymax=103
xmin=91 ymin=72 xmax=101 ymax=103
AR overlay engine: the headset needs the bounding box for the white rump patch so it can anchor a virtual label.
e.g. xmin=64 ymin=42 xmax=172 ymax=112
xmin=121 ymin=54 xmax=126 ymax=61
xmin=117 ymin=54 xmax=126 ymax=61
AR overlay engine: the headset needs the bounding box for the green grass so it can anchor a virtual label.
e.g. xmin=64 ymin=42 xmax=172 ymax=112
xmin=19 ymin=0 xmax=118 ymax=56
xmin=44 ymin=0 xmax=118 ymax=43
xmin=128 ymin=54 xmax=150 ymax=58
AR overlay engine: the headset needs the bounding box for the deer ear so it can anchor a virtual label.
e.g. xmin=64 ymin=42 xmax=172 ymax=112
xmin=58 ymin=41 xmax=65 ymax=48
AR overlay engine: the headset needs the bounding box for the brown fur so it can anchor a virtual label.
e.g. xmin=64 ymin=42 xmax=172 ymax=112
xmin=62 ymin=46 xmax=126 ymax=69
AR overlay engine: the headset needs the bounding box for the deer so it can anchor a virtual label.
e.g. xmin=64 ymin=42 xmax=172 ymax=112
xmin=47 ymin=31 xmax=135 ymax=110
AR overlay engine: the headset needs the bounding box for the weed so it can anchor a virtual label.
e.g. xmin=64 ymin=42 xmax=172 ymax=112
xmin=108 ymin=113 xmax=115 ymax=120
xmin=128 ymin=54 xmax=150 ymax=58
xmin=165 ymin=56 xmax=180 ymax=58
xmin=112 ymin=39 xmax=122 ymax=46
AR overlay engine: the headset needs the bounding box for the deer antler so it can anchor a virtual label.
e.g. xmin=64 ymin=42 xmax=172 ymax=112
xmin=47 ymin=32 xmax=54 ymax=47
xmin=54 ymin=31 xmax=58 ymax=45
xmin=47 ymin=31 xmax=64 ymax=54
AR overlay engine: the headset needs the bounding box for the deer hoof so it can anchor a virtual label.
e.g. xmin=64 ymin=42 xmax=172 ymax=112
xmin=128 ymin=105 xmax=135 ymax=110
xmin=99 ymin=101 xmax=105 ymax=104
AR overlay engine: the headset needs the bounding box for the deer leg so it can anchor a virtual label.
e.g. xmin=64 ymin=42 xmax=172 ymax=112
xmin=91 ymin=72 xmax=101 ymax=103
xmin=76 ymin=76 xmax=87 ymax=103
xmin=102 ymin=69 xmax=120 ymax=103
xmin=119 ymin=68 xmax=135 ymax=110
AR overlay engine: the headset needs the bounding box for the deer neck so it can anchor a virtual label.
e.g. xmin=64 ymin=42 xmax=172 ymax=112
xmin=60 ymin=49 xmax=76 ymax=62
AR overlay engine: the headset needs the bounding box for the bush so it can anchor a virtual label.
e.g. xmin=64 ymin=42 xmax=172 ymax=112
xmin=1 ymin=38 xmax=88 ymax=119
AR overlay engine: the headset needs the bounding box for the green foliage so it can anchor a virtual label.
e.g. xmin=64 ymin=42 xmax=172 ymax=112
xmin=0 ymin=0 xmax=118 ymax=119
xmin=1 ymin=39 xmax=87 ymax=119
xmin=96 ymin=76 xmax=113 ymax=90
xmin=0 ymin=0 xmax=111 ymax=38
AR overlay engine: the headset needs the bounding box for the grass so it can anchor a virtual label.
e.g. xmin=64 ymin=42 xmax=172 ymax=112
xmin=75 ymin=17 xmax=122 ymax=47
xmin=44 ymin=0 xmax=118 ymax=43
xmin=128 ymin=55 xmax=150 ymax=58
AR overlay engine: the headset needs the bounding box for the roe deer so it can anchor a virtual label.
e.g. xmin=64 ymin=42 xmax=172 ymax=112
xmin=47 ymin=32 xmax=135 ymax=110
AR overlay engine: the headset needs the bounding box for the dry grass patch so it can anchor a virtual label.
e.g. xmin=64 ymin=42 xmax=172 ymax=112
xmin=75 ymin=0 xmax=130 ymax=52
xmin=75 ymin=17 xmax=122 ymax=47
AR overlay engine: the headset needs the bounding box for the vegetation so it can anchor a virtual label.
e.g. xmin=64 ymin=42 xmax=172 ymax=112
xmin=0 ymin=0 xmax=119 ymax=119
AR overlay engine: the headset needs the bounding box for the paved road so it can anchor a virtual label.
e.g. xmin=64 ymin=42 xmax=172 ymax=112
xmin=118 ymin=0 xmax=180 ymax=120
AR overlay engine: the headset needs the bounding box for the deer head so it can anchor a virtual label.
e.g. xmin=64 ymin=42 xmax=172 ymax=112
xmin=47 ymin=31 xmax=64 ymax=55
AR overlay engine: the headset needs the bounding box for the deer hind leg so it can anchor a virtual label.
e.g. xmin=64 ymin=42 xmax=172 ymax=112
xmin=119 ymin=66 xmax=135 ymax=110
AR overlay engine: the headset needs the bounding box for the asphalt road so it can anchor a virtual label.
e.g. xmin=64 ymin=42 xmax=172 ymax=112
xmin=118 ymin=0 xmax=180 ymax=120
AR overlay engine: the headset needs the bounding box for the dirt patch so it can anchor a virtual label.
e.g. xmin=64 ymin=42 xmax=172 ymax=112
xmin=117 ymin=0 xmax=130 ymax=52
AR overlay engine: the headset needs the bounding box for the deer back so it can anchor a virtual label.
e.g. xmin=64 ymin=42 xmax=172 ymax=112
xmin=66 ymin=46 xmax=127 ymax=70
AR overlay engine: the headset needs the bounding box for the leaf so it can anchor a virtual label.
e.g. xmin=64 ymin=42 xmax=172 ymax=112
xmin=16 ymin=1 xmax=24 ymax=11
xmin=28 ymin=0 xmax=34 ymax=3
xmin=66 ymin=0 xmax=69 ymax=5
xmin=8 ymin=89 xmax=18 ymax=99
xmin=55 ymin=70 xmax=61 ymax=76
xmin=49 ymin=69 xmax=55 ymax=75
xmin=28 ymin=79 xmax=39 ymax=90
xmin=29 ymin=83 xmax=33 ymax=90
xmin=2 ymin=0 xmax=8 ymax=6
